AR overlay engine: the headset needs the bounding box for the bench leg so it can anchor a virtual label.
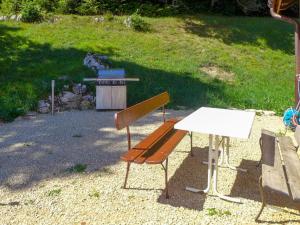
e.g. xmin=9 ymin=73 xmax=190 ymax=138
xmin=255 ymin=176 xmax=266 ymax=221
xmin=161 ymin=158 xmax=169 ymax=199
xmin=189 ymin=132 xmax=194 ymax=157
xmin=257 ymin=137 xmax=263 ymax=168
xmin=123 ymin=162 xmax=131 ymax=189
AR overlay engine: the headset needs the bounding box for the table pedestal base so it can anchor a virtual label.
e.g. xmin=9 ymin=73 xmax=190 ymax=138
xmin=186 ymin=135 xmax=242 ymax=203
xmin=202 ymin=136 xmax=247 ymax=173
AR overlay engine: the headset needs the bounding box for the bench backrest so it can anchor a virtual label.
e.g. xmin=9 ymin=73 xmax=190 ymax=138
xmin=115 ymin=92 xmax=170 ymax=130
xmin=260 ymin=129 xmax=277 ymax=167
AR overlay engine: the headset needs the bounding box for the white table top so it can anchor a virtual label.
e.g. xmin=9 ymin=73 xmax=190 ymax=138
xmin=175 ymin=107 xmax=255 ymax=139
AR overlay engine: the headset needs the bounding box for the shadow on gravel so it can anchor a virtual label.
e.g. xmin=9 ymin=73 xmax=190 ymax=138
xmin=0 ymin=111 xmax=164 ymax=190
xmin=230 ymin=159 xmax=300 ymax=223
xmin=157 ymin=147 xmax=208 ymax=210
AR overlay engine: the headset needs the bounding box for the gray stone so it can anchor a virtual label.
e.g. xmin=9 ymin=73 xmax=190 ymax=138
xmin=80 ymin=100 xmax=92 ymax=110
xmin=38 ymin=100 xmax=50 ymax=114
xmin=10 ymin=15 xmax=17 ymax=20
xmin=61 ymin=91 xmax=81 ymax=110
xmin=82 ymin=95 xmax=94 ymax=102
xmin=124 ymin=17 xmax=132 ymax=28
xmin=72 ymin=84 xmax=87 ymax=95
xmin=16 ymin=14 xmax=22 ymax=21
xmin=0 ymin=16 xmax=8 ymax=21
xmin=263 ymin=110 xmax=276 ymax=116
xmin=94 ymin=17 xmax=104 ymax=23
xmin=83 ymin=53 xmax=108 ymax=71
xmin=60 ymin=91 xmax=77 ymax=103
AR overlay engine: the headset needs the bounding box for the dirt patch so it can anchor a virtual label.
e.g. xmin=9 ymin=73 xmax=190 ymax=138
xmin=200 ymin=65 xmax=235 ymax=83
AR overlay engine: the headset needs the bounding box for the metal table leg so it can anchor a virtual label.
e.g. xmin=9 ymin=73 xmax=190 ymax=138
xmin=223 ymin=137 xmax=247 ymax=173
xmin=212 ymin=135 xmax=241 ymax=203
xmin=185 ymin=134 xmax=213 ymax=193
xmin=203 ymin=136 xmax=247 ymax=173
xmin=186 ymin=135 xmax=242 ymax=203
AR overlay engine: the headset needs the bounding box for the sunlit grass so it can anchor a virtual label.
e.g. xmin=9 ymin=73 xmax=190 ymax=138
xmin=0 ymin=14 xmax=295 ymax=121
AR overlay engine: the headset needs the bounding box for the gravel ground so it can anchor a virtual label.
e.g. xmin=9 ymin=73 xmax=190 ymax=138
xmin=0 ymin=110 xmax=299 ymax=225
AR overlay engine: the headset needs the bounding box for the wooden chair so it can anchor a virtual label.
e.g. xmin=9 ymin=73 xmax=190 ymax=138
xmin=114 ymin=92 xmax=188 ymax=198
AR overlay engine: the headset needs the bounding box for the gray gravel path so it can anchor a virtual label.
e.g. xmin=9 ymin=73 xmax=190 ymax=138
xmin=0 ymin=110 xmax=299 ymax=224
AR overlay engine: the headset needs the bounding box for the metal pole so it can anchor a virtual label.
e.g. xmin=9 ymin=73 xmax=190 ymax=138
xmin=270 ymin=8 xmax=300 ymax=107
xmin=51 ymin=80 xmax=55 ymax=115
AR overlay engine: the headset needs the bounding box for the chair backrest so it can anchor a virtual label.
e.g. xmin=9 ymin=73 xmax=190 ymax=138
xmin=294 ymin=125 xmax=300 ymax=146
xmin=115 ymin=92 xmax=170 ymax=130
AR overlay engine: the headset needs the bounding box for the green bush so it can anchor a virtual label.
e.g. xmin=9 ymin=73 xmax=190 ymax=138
xmin=103 ymin=11 xmax=114 ymax=21
xmin=0 ymin=83 xmax=38 ymax=122
xmin=130 ymin=12 xmax=150 ymax=32
xmin=1 ymin=0 xmax=23 ymax=14
xmin=56 ymin=0 xmax=81 ymax=14
xmin=35 ymin=0 xmax=59 ymax=12
xmin=21 ymin=2 xmax=43 ymax=22
xmin=77 ymin=0 xmax=99 ymax=15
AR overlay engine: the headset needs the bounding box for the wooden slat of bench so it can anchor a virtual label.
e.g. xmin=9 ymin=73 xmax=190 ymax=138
xmin=261 ymin=130 xmax=289 ymax=196
xmin=115 ymin=92 xmax=170 ymax=130
xmin=280 ymin=136 xmax=300 ymax=202
xmin=121 ymin=119 xmax=178 ymax=163
xmin=133 ymin=119 xmax=178 ymax=150
xmin=146 ymin=130 xmax=187 ymax=164
xmin=121 ymin=149 xmax=147 ymax=162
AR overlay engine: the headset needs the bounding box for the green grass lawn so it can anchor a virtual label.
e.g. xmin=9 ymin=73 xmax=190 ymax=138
xmin=0 ymin=14 xmax=296 ymax=121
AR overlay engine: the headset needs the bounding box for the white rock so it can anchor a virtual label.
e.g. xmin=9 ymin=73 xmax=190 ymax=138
xmin=60 ymin=91 xmax=77 ymax=103
xmin=124 ymin=17 xmax=132 ymax=28
xmin=263 ymin=110 xmax=276 ymax=116
xmin=16 ymin=14 xmax=22 ymax=21
xmin=0 ymin=15 xmax=8 ymax=21
xmin=83 ymin=53 xmax=107 ymax=71
xmin=38 ymin=100 xmax=50 ymax=114
xmin=10 ymin=15 xmax=17 ymax=20
xmin=94 ymin=17 xmax=104 ymax=23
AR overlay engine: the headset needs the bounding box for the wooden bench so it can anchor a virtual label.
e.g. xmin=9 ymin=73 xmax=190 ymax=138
xmin=256 ymin=128 xmax=300 ymax=221
xmin=114 ymin=92 xmax=189 ymax=198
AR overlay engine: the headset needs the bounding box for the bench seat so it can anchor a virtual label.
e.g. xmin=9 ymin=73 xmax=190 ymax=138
xmin=121 ymin=119 xmax=179 ymax=163
xmin=279 ymin=136 xmax=300 ymax=202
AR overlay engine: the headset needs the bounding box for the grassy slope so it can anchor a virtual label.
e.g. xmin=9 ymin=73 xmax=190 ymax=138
xmin=0 ymin=14 xmax=295 ymax=121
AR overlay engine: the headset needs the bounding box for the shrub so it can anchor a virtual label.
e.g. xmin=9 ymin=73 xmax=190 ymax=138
xmin=0 ymin=83 xmax=38 ymax=122
xmin=56 ymin=0 xmax=81 ymax=14
xmin=21 ymin=2 xmax=43 ymax=22
xmin=103 ymin=11 xmax=114 ymax=21
xmin=129 ymin=12 xmax=150 ymax=32
xmin=77 ymin=0 xmax=99 ymax=15
xmin=1 ymin=0 xmax=23 ymax=14
xmin=35 ymin=0 xmax=59 ymax=12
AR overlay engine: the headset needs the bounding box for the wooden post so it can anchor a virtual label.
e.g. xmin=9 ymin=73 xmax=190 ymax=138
xmin=295 ymin=24 xmax=300 ymax=106
xmin=51 ymin=80 xmax=55 ymax=115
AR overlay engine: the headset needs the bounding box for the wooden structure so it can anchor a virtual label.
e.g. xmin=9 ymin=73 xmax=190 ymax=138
xmin=84 ymin=69 xmax=139 ymax=110
xmin=114 ymin=92 xmax=188 ymax=198
xmin=256 ymin=128 xmax=300 ymax=221
xmin=269 ymin=0 xmax=300 ymax=105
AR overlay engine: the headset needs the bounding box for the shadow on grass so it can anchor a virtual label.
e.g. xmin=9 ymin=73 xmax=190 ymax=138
xmin=183 ymin=15 xmax=294 ymax=54
xmin=157 ymin=147 xmax=209 ymax=210
xmin=0 ymin=23 xmax=229 ymax=121
xmin=0 ymin=21 xmax=230 ymax=191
